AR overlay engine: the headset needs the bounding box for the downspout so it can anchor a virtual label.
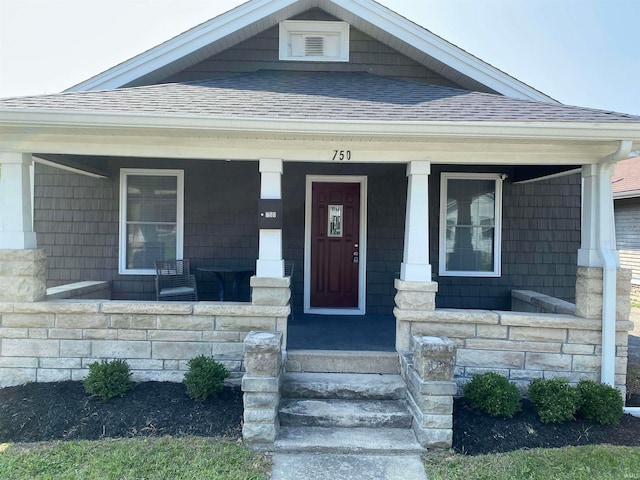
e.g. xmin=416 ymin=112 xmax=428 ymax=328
xmin=597 ymin=140 xmax=631 ymax=388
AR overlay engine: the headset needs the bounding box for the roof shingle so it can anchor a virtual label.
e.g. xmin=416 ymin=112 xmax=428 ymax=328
xmin=2 ymin=70 xmax=640 ymax=124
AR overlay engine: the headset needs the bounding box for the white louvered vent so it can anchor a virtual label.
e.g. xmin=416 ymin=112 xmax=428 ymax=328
xmin=280 ymin=21 xmax=349 ymax=62
xmin=304 ymin=36 xmax=325 ymax=57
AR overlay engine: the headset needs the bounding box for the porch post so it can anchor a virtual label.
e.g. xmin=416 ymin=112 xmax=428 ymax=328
xmin=395 ymin=161 xmax=438 ymax=352
xmin=400 ymin=161 xmax=431 ymax=281
xmin=0 ymin=152 xmax=37 ymax=249
xmin=252 ymin=159 xmax=290 ymax=311
xmin=0 ymin=152 xmax=46 ymax=302
xmin=256 ymin=158 xmax=284 ymax=278
xmin=576 ymin=155 xmax=632 ymax=388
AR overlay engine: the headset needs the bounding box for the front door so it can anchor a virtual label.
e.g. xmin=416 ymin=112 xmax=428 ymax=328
xmin=310 ymin=181 xmax=360 ymax=308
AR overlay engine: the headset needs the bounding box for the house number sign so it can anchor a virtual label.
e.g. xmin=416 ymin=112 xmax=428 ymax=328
xmin=332 ymin=150 xmax=352 ymax=161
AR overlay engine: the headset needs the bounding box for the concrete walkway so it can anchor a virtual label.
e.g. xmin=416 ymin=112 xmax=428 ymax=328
xmin=271 ymin=453 xmax=428 ymax=480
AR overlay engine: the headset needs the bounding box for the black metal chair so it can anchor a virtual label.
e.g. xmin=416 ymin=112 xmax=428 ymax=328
xmin=155 ymin=259 xmax=198 ymax=301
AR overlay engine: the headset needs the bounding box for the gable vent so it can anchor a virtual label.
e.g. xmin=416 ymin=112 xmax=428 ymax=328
xmin=280 ymin=21 xmax=349 ymax=62
xmin=305 ymin=36 xmax=325 ymax=57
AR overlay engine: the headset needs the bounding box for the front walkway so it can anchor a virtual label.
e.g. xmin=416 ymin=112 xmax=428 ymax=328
xmin=270 ymin=453 xmax=427 ymax=480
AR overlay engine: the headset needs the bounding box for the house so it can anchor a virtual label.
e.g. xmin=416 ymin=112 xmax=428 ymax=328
xmin=614 ymin=156 xmax=640 ymax=303
xmin=1 ymin=0 xmax=640 ymax=448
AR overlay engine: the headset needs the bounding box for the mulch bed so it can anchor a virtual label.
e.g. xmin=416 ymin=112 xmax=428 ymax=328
xmin=453 ymin=397 xmax=640 ymax=455
xmin=1 ymin=381 xmax=639 ymax=456
xmin=0 ymin=381 xmax=242 ymax=443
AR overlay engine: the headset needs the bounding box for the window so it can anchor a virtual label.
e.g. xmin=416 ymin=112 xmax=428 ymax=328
xmin=119 ymin=169 xmax=184 ymax=275
xmin=279 ymin=21 xmax=349 ymax=62
xmin=439 ymin=173 xmax=503 ymax=277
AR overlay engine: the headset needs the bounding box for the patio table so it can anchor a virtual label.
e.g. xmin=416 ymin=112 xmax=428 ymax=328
xmin=196 ymin=267 xmax=254 ymax=301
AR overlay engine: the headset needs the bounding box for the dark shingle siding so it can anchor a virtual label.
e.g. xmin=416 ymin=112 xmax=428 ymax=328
xmin=431 ymin=169 xmax=581 ymax=309
xmin=36 ymin=160 xmax=580 ymax=309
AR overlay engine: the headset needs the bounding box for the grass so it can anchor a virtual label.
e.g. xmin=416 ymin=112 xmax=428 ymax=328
xmin=631 ymin=301 xmax=640 ymax=309
xmin=424 ymin=445 xmax=640 ymax=480
xmin=0 ymin=437 xmax=270 ymax=480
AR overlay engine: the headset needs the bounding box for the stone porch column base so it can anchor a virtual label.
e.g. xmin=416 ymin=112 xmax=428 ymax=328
xmin=251 ymin=276 xmax=291 ymax=307
xmin=575 ymin=267 xmax=632 ymax=320
xmin=394 ymin=279 xmax=438 ymax=351
xmin=402 ymin=335 xmax=457 ymax=449
xmin=242 ymin=331 xmax=283 ymax=449
xmin=0 ymin=249 xmax=47 ymax=302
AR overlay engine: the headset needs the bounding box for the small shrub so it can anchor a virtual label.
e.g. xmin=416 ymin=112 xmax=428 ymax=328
xmin=184 ymin=355 xmax=229 ymax=401
xmin=83 ymin=359 xmax=133 ymax=402
xmin=527 ymin=377 xmax=581 ymax=423
xmin=463 ymin=372 xmax=522 ymax=418
xmin=577 ymin=380 xmax=624 ymax=425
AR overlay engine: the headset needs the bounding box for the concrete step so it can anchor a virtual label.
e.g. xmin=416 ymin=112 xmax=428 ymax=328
xmin=279 ymin=398 xmax=412 ymax=428
xmin=285 ymin=350 xmax=400 ymax=374
xmin=281 ymin=372 xmax=406 ymax=400
xmin=276 ymin=426 xmax=425 ymax=454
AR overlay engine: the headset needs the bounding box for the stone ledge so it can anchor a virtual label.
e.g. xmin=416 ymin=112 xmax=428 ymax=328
xmin=46 ymin=281 xmax=111 ymax=300
xmin=194 ymin=303 xmax=289 ymax=317
xmin=394 ymin=308 xmax=499 ymax=324
xmin=497 ymin=311 xmax=601 ymax=329
xmin=100 ymin=302 xmax=194 ymax=315
xmin=512 ymin=290 xmax=576 ymax=315
xmin=13 ymin=301 xmax=102 ymax=314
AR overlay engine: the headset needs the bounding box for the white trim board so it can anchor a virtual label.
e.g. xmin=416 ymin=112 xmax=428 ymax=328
xmin=304 ymin=174 xmax=368 ymax=315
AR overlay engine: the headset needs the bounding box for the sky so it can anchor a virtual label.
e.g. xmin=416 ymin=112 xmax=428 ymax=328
xmin=0 ymin=0 xmax=638 ymax=115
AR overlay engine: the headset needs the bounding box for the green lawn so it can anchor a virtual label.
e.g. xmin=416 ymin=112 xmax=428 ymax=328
xmin=0 ymin=437 xmax=270 ymax=480
xmin=424 ymin=445 xmax=640 ymax=480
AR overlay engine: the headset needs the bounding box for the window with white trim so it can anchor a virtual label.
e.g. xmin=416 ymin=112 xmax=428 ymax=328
xmin=279 ymin=20 xmax=349 ymax=62
xmin=119 ymin=169 xmax=184 ymax=275
xmin=439 ymin=173 xmax=503 ymax=277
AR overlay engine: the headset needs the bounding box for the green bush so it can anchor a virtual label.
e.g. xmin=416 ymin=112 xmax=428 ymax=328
xmin=183 ymin=355 xmax=229 ymax=401
xmin=463 ymin=372 xmax=522 ymax=418
xmin=527 ymin=377 xmax=581 ymax=423
xmin=577 ymin=380 xmax=624 ymax=425
xmin=83 ymin=359 xmax=133 ymax=402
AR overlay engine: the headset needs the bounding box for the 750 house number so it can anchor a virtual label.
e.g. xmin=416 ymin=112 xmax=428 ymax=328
xmin=332 ymin=150 xmax=352 ymax=161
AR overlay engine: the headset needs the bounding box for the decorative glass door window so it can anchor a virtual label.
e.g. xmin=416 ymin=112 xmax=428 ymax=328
xmin=328 ymin=205 xmax=343 ymax=237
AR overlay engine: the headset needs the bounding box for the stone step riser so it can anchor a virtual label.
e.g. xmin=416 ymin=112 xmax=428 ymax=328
xmin=285 ymin=350 xmax=400 ymax=374
xmin=281 ymin=372 xmax=406 ymax=400
xmin=279 ymin=398 xmax=412 ymax=429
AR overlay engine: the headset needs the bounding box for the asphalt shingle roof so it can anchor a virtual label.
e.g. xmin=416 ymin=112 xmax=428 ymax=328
xmin=613 ymin=156 xmax=640 ymax=195
xmin=1 ymin=70 xmax=639 ymax=124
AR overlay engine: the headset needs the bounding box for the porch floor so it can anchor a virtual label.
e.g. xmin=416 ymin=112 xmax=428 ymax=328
xmin=286 ymin=313 xmax=396 ymax=351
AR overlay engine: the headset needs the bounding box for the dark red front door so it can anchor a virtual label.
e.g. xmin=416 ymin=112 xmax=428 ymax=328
xmin=310 ymin=182 xmax=360 ymax=308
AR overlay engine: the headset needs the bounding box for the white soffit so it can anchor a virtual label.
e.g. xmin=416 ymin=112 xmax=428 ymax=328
xmin=66 ymin=0 xmax=555 ymax=103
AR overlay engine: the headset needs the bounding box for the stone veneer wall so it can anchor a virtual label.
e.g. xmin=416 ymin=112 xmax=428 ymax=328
xmin=394 ymin=309 xmax=633 ymax=396
xmin=0 ymin=300 xmax=288 ymax=388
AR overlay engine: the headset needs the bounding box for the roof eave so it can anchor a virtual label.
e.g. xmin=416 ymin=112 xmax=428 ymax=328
xmin=1 ymin=109 xmax=639 ymax=144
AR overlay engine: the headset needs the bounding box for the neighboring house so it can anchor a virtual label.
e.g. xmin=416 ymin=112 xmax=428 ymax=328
xmin=614 ymin=156 xmax=640 ymax=303
xmin=1 ymin=0 xmax=640 ymax=447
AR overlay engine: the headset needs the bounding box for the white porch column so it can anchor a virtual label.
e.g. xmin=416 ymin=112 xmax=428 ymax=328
xmin=400 ymin=161 xmax=432 ymax=281
xmin=256 ymin=158 xmax=284 ymax=278
xmin=0 ymin=152 xmax=37 ymax=249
